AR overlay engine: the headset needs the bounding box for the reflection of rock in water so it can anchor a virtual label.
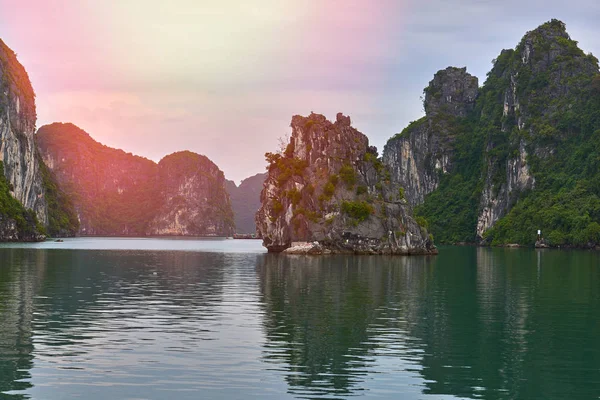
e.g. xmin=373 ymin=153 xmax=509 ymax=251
xmin=473 ymin=247 xmax=533 ymax=396
xmin=413 ymin=247 xmax=536 ymax=397
xmin=411 ymin=247 xmax=600 ymax=399
xmin=0 ymin=249 xmax=47 ymax=398
xmin=32 ymin=250 xmax=230 ymax=333
xmin=256 ymin=254 xmax=436 ymax=397
xmin=256 ymin=247 xmax=600 ymax=399
xmin=0 ymin=249 xmax=232 ymax=399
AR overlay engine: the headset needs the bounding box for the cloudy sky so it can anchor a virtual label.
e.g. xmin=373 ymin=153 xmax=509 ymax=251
xmin=1 ymin=0 xmax=599 ymax=183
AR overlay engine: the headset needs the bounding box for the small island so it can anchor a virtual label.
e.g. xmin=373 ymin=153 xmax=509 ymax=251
xmin=255 ymin=113 xmax=436 ymax=255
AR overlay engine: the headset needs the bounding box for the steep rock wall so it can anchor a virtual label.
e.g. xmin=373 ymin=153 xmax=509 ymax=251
xmin=37 ymin=123 xmax=159 ymax=235
xmin=475 ymin=20 xmax=597 ymax=240
xmin=0 ymin=39 xmax=47 ymax=240
xmin=256 ymin=113 xmax=436 ymax=254
xmin=383 ymin=67 xmax=478 ymax=206
xmin=148 ymin=151 xmax=234 ymax=236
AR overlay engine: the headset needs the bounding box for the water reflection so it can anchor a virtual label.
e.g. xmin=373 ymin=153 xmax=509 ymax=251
xmin=1 ymin=249 xmax=251 ymax=399
xmin=257 ymin=254 xmax=438 ymax=398
xmin=0 ymin=249 xmax=46 ymax=398
xmin=0 ymin=244 xmax=599 ymax=399
xmin=257 ymin=248 xmax=600 ymax=399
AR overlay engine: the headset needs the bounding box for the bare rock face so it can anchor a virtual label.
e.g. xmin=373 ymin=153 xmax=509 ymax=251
xmin=383 ymin=67 xmax=478 ymax=206
xmin=476 ymin=140 xmax=535 ymax=238
xmin=37 ymin=124 xmax=234 ymax=237
xmin=147 ymin=151 xmax=234 ymax=236
xmin=424 ymin=67 xmax=479 ymax=118
xmin=256 ymin=112 xmax=436 ymax=255
xmin=0 ymin=39 xmax=47 ymax=241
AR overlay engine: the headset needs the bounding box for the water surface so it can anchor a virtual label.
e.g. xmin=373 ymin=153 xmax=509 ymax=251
xmin=0 ymin=239 xmax=598 ymax=399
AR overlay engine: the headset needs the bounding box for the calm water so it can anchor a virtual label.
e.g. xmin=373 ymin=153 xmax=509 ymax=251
xmin=0 ymin=239 xmax=599 ymax=399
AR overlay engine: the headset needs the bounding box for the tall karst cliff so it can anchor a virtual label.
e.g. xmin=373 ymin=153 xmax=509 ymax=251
xmin=0 ymin=39 xmax=75 ymax=240
xmin=36 ymin=123 xmax=234 ymax=237
xmin=256 ymin=113 xmax=436 ymax=254
xmin=384 ymin=19 xmax=600 ymax=247
xmin=148 ymin=151 xmax=234 ymax=236
xmin=383 ymin=67 xmax=479 ymax=206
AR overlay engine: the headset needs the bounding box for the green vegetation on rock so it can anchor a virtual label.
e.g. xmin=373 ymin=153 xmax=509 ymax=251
xmin=339 ymin=164 xmax=357 ymax=188
xmin=265 ymin=152 xmax=308 ymax=186
xmin=413 ymin=19 xmax=600 ymax=247
xmin=38 ymin=155 xmax=79 ymax=237
xmin=37 ymin=123 xmax=235 ymax=237
xmin=341 ymin=201 xmax=374 ymax=222
xmin=0 ymin=161 xmax=43 ymax=238
xmin=257 ymin=112 xmax=436 ymax=254
xmin=414 ymin=116 xmax=483 ymax=243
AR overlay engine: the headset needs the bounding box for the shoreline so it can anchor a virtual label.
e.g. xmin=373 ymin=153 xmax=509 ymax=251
xmin=1 ymin=236 xmax=598 ymax=252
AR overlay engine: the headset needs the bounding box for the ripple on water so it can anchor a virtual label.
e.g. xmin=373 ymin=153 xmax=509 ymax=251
xmin=0 ymin=244 xmax=599 ymax=399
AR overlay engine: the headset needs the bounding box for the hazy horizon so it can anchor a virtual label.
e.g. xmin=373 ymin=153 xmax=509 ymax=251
xmin=2 ymin=0 xmax=600 ymax=183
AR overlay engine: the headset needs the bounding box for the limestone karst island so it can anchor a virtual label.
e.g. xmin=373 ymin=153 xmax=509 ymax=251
xmin=2 ymin=19 xmax=600 ymax=251
xmin=1 ymin=8 xmax=600 ymax=399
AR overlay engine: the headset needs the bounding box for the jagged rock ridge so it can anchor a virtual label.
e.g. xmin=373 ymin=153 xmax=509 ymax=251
xmin=36 ymin=123 xmax=234 ymax=237
xmin=256 ymin=112 xmax=436 ymax=254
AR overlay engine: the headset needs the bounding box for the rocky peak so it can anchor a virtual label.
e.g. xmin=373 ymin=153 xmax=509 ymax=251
xmin=491 ymin=19 xmax=598 ymax=119
xmin=288 ymin=112 xmax=367 ymax=167
xmin=473 ymin=20 xmax=600 ymax=241
xmin=157 ymin=151 xmax=218 ymax=178
xmin=423 ymin=67 xmax=479 ymax=117
xmin=0 ymin=39 xmax=36 ymax=132
xmin=256 ymin=112 xmax=436 ymax=255
xmin=335 ymin=112 xmax=351 ymax=126
xmin=518 ymin=19 xmax=575 ymax=69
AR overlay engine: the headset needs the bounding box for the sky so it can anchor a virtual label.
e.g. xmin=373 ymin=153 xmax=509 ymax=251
xmin=1 ymin=0 xmax=600 ymax=183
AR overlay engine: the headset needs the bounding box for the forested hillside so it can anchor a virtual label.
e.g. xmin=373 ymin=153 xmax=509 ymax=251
xmin=384 ymin=20 xmax=600 ymax=247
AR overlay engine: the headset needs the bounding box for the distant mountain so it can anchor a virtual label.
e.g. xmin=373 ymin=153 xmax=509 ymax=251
xmin=36 ymin=123 xmax=234 ymax=237
xmin=226 ymin=173 xmax=266 ymax=234
xmin=148 ymin=151 xmax=235 ymax=236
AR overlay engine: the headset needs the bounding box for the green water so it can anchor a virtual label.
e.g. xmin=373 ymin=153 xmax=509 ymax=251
xmin=0 ymin=239 xmax=599 ymax=399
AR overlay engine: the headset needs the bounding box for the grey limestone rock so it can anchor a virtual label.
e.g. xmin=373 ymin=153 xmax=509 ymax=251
xmin=256 ymin=112 xmax=436 ymax=255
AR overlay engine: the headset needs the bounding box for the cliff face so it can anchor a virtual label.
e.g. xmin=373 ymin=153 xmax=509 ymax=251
xmin=383 ymin=67 xmax=478 ymax=206
xmin=148 ymin=151 xmax=234 ymax=236
xmin=225 ymin=172 xmax=266 ymax=234
xmin=37 ymin=123 xmax=159 ymax=235
xmin=0 ymin=39 xmax=47 ymax=241
xmin=36 ymin=123 xmax=234 ymax=236
xmin=474 ymin=20 xmax=597 ymax=240
xmin=386 ymin=19 xmax=600 ymax=247
xmin=256 ymin=113 xmax=436 ymax=254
